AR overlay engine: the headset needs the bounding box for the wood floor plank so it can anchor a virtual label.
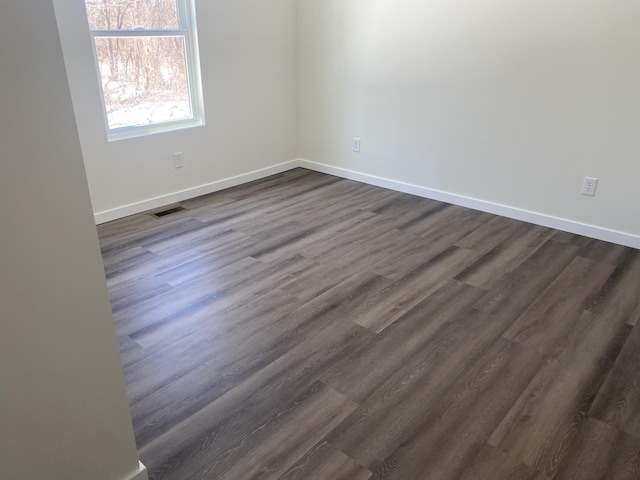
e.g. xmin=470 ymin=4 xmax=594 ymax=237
xmin=321 ymin=280 xmax=486 ymax=402
xmin=349 ymin=204 xmax=495 ymax=282
xmin=108 ymin=275 xmax=173 ymax=314
xmin=114 ymin=280 xmax=229 ymax=339
xmin=122 ymin=286 xmax=302 ymax=402
xmin=101 ymin=216 xmax=205 ymax=257
xmin=130 ymin=298 xmax=366 ymax=449
xmin=105 ymin=230 xmax=252 ymax=288
xmin=115 ymin=256 xmax=266 ymax=337
xmin=455 ymin=215 xmax=531 ymax=250
xmin=98 ymin=208 xmax=199 ymax=247
xmin=129 ymin=271 xmax=380 ymax=417
xmin=130 ymin=363 xmax=220 ymax=448
xmin=202 ymin=272 xmax=388 ymax=381
xmin=326 ymin=310 xmax=533 ymax=469
xmin=130 ymin=285 xmax=300 ymax=353
xmin=246 ymin=178 xmax=377 ymax=225
xmin=289 ymin=183 xmax=400 ymax=226
xmin=552 ymin=417 xmax=640 ymax=480
xmin=249 ymin=210 xmax=377 ymax=264
xmin=129 ymin=255 xmax=313 ymax=348
xmin=352 ymin=246 xmax=481 ymax=333
xmin=319 ymin=227 xmax=422 ymax=279
xmin=589 ymin=323 xmax=640 ymax=439
xmin=554 ymin=231 xmax=635 ymax=266
xmin=154 ymin=235 xmax=267 ymax=287
xmin=488 ymin=309 xmax=631 ymax=476
xmin=141 ymin=322 xmax=372 ymax=480
xmin=158 ymin=381 xmax=357 ymax=480
xmin=200 ymin=169 xmax=315 ymax=202
xmin=142 ymin=225 xmax=250 ymax=258
xmin=275 ymin=257 xmax=355 ymax=302
xmin=102 ymin=245 xmax=159 ymax=278
xmin=123 ymin=332 xmax=221 ymax=406
xmin=455 ymin=219 xmax=555 ymax=291
xmin=503 ymin=255 xmax=615 ymax=356
xmin=586 ymin=249 xmax=640 ymax=326
xmin=298 ymin=211 xmax=415 ymax=263
xmin=366 ymin=338 xmax=544 ymax=479
xmin=196 ymin=205 xmax=294 ymax=238
xmin=214 ymin=384 xmax=357 ymax=480
xmin=397 ymin=203 xmax=494 ymax=239
xmin=459 ymin=444 xmax=550 ymax=480
xmin=105 ymin=248 xmax=201 ymax=289
xmin=277 ymin=441 xmax=372 ymax=480
xmin=187 ymin=174 xmax=342 ymax=226
xmin=117 ymin=335 xmax=145 ymax=366
xmin=357 ymin=208 xmax=427 ymax=233
xmin=365 ymin=192 xmax=446 ymax=216
xmin=473 ymin=239 xmax=581 ymax=321
xmin=365 ymin=235 xmax=449 ymax=281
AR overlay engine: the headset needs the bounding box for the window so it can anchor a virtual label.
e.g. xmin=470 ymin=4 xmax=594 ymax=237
xmin=84 ymin=0 xmax=204 ymax=141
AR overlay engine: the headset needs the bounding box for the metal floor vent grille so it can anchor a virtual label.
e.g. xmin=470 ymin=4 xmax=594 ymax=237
xmin=152 ymin=206 xmax=186 ymax=218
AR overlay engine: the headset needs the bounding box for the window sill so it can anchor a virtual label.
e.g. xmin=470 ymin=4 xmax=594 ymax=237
xmin=107 ymin=117 xmax=205 ymax=142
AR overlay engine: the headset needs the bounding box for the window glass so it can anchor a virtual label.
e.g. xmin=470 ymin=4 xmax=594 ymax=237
xmin=94 ymin=36 xmax=191 ymax=129
xmin=85 ymin=0 xmax=179 ymax=31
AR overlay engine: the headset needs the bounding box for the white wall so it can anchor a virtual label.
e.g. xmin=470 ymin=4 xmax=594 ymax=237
xmin=54 ymin=0 xmax=298 ymax=221
xmin=298 ymin=0 xmax=640 ymax=240
xmin=0 ymin=2 xmax=145 ymax=479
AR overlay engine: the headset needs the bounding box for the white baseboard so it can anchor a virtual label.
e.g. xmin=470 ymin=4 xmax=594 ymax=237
xmin=298 ymin=159 xmax=640 ymax=250
xmin=121 ymin=461 xmax=148 ymax=480
xmin=94 ymin=160 xmax=301 ymax=224
xmin=93 ymin=156 xmax=640 ymax=249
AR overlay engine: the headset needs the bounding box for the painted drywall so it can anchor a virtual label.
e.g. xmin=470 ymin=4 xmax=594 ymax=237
xmin=54 ymin=0 xmax=297 ymax=220
xmin=0 ymin=2 xmax=145 ymax=479
xmin=298 ymin=0 xmax=640 ymax=238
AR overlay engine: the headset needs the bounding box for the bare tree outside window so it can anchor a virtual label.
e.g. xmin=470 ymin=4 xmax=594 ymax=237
xmin=85 ymin=0 xmax=204 ymax=139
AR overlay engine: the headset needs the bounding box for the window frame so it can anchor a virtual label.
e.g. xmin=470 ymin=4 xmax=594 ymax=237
xmin=87 ymin=0 xmax=205 ymax=141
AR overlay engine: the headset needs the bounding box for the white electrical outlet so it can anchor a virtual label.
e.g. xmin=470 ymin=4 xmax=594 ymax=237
xmin=173 ymin=152 xmax=184 ymax=169
xmin=581 ymin=176 xmax=598 ymax=196
xmin=353 ymin=138 xmax=361 ymax=153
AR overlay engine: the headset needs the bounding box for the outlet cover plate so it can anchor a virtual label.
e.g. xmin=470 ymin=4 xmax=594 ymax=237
xmin=581 ymin=177 xmax=598 ymax=196
xmin=173 ymin=152 xmax=184 ymax=169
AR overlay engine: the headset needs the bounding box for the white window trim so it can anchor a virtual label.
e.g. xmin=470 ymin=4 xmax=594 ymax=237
xmin=88 ymin=0 xmax=205 ymax=142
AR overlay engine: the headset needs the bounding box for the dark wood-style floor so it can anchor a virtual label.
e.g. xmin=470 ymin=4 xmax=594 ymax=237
xmin=99 ymin=168 xmax=640 ymax=480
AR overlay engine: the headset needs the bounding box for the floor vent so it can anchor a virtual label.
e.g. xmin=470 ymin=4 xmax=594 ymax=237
xmin=152 ymin=206 xmax=186 ymax=218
